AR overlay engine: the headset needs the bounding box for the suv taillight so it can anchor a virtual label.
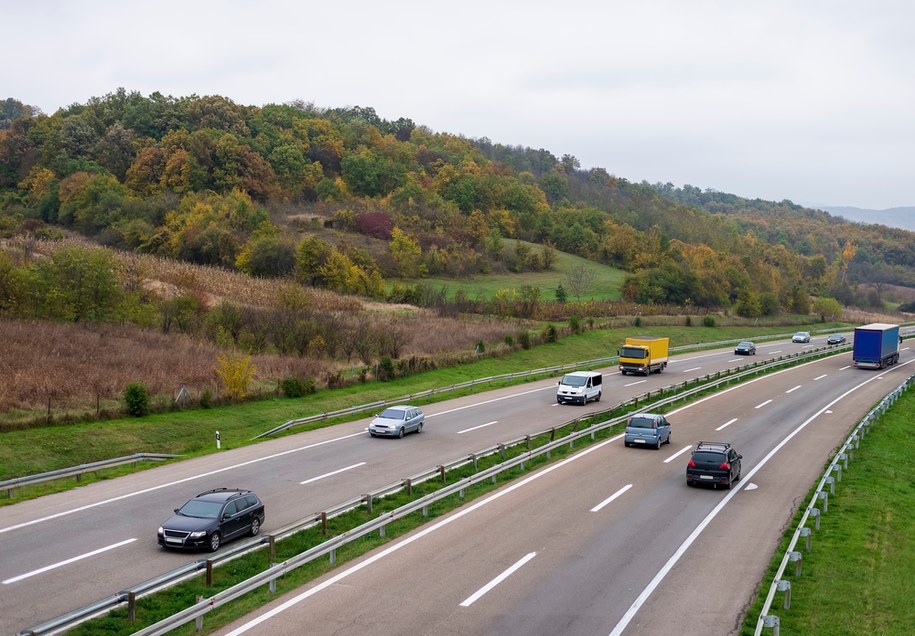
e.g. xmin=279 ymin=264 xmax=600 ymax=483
xmin=719 ymin=461 xmax=730 ymax=470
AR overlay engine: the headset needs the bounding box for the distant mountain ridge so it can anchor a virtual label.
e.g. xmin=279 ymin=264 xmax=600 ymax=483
xmin=817 ymin=206 xmax=915 ymax=232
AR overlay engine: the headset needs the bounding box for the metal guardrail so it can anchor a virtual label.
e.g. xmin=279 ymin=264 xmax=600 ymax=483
xmin=0 ymin=454 xmax=181 ymax=497
xmin=254 ymin=330 xmax=833 ymax=439
xmin=753 ymin=372 xmax=915 ymax=635
xmin=18 ymin=343 xmax=838 ymax=636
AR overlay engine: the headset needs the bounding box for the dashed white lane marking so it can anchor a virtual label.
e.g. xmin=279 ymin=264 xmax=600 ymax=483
xmin=300 ymin=463 xmax=366 ymax=485
xmin=3 ymin=538 xmax=137 ymax=584
xmin=716 ymin=418 xmax=738 ymax=431
xmin=460 ymin=552 xmax=537 ymax=607
xmin=663 ymin=447 xmax=692 ymax=464
xmin=591 ymin=484 xmax=634 ymax=512
xmin=457 ymin=421 xmax=498 ymax=435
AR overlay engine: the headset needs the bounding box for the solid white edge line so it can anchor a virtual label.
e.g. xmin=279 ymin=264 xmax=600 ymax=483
xmin=457 ymin=421 xmax=498 ymax=435
xmin=591 ymin=484 xmax=633 ymax=512
xmin=300 ymin=462 xmax=366 ymax=485
xmin=755 ymin=399 xmax=773 ymax=409
xmin=607 ymin=359 xmax=913 ymax=636
xmin=716 ymin=418 xmax=738 ymax=431
xmin=459 ymin=552 xmax=537 ymax=607
xmin=223 ymin=434 xmax=624 ymax=635
xmin=663 ymin=446 xmax=692 ymax=464
xmin=3 ymin=538 xmax=137 ymax=584
xmin=0 ymin=431 xmax=368 ymax=534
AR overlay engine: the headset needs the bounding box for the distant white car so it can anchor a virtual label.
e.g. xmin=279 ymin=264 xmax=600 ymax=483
xmin=792 ymin=331 xmax=811 ymax=343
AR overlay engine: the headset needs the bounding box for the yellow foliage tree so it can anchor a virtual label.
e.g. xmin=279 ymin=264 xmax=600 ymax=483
xmin=215 ymin=353 xmax=256 ymax=401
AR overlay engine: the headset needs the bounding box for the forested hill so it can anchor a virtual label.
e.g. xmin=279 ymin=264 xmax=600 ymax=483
xmin=1 ymin=90 xmax=912 ymax=317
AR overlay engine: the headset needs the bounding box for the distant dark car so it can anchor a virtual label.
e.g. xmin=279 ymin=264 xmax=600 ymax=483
xmin=686 ymin=442 xmax=742 ymax=489
xmin=369 ymin=405 xmax=424 ymax=438
xmin=158 ymin=488 xmax=265 ymax=552
xmin=792 ymin=331 xmax=811 ymax=343
xmin=734 ymin=341 xmax=756 ymax=355
xmin=827 ymin=333 xmax=847 ymax=345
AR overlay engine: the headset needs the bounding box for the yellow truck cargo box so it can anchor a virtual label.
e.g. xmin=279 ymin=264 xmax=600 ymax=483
xmin=619 ymin=337 xmax=669 ymax=375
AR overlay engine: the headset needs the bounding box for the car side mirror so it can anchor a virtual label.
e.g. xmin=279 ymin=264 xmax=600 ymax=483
xmin=174 ymin=508 xmax=179 ymax=514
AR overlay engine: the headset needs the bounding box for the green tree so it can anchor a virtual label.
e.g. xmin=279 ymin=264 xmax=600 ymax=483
xmin=30 ymin=246 xmax=121 ymax=322
xmin=812 ymin=296 xmax=843 ymax=321
xmin=389 ymin=226 xmax=425 ymax=278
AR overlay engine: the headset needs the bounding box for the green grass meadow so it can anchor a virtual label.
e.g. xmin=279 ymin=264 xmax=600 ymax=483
xmin=740 ymin=382 xmax=915 ymax=635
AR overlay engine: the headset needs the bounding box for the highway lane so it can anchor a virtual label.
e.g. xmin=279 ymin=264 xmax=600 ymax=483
xmin=212 ymin=350 xmax=911 ymax=636
xmin=0 ymin=334 xmax=860 ymax=631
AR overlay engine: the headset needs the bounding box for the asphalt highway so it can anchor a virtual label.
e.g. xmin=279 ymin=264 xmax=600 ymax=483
xmin=0 ymin=333 xmax=904 ymax=634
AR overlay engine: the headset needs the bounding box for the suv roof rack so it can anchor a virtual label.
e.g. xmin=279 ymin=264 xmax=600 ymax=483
xmin=196 ymin=488 xmax=246 ymax=497
xmin=695 ymin=441 xmax=731 ymax=451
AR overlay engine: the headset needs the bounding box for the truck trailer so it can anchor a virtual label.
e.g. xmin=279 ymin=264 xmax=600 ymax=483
xmin=852 ymin=323 xmax=900 ymax=369
xmin=619 ymin=337 xmax=669 ymax=375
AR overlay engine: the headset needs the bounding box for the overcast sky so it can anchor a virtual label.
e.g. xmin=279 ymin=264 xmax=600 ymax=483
xmin=5 ymin=1 xmax=914 ymax=210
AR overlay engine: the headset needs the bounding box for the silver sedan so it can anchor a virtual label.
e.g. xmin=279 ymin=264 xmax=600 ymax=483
xmin=368 ymin=405 xmax=425 ymax=438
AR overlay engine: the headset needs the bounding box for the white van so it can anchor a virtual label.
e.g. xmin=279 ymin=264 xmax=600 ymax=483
xmin=556 ymin=371 xmax=602 ymax=405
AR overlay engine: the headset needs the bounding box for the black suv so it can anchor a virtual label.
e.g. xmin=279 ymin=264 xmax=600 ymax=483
xmin=686 ymin=442 xmax=742 ymax=489
xmin=157 ymin=488 xmax=265 ymax=552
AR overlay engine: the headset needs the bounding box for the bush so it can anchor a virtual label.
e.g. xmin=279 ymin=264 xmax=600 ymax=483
xmin=475 ymin=340 xmax=485 ymax=354
xmin=123 ymin=382 xmax=149 ymax=417
xmin=281 ymin=376 xmax=316 ymax=398
xmin=518 ymin=331 xmax=532 ymax=350
xmin=504 ymin=335 xmax=514 ymax=347
xmin=684 ymin=315 xmax=692 ymax=326
xmin=377 ymin=355 xmax=396 ymax=381
xmin=542 ymin=324 xmax=558 ymax=343
xmin=634 ymin=315 xmax=642 ymax=327
xmin=200 ymin=389 xmax=212 ymax=409
xmin=703 ymin=316 xmax=716 ymax=328
xmin=569 ymin=315 xmax=582 ymax=335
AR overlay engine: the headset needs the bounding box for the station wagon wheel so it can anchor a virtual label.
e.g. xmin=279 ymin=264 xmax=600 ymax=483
xmin=655 ymin=438 xmax=662 ymax=450
xmin=398 ymin=427 xmax=405 ymax=438
xmin=416 ymin=422 xmax=423 ymax=433
xmin=250 ymin=517 xmax=260 ymax=536
xmin=209 ymin=532 xmax=221 ymax=552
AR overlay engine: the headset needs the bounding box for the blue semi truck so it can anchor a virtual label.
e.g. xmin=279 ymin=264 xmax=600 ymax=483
xmin=852 ymin=323 xmax=900 ymax=369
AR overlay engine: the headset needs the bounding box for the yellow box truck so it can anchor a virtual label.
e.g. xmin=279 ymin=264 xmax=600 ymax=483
xmin=619 ymin=337 xmax=669 ymax=375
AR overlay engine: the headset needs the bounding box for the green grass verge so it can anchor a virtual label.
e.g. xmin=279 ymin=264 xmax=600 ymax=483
xmin=0 ymin=322 xmax=849 ymax=499
xmin=740 ymin=383 xmax=915 ymax=635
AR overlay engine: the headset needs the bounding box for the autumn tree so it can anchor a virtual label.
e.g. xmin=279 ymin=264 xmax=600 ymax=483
xmin=389 ymin=227 xmax=425 ymax=278
xmin=215 ymin=353 xmax=256 ymax=401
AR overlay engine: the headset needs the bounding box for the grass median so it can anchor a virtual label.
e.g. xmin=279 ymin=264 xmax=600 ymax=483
xmin=740 ymin=381 xmax=915 ymax=635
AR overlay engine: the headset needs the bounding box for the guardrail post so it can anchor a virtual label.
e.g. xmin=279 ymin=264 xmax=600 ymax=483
xmin=838 ymin=452 xmax=848 ymax=470
xmin=422 ymin=504 xmax=428 ymax=517
xmin=404 ymin=479 xmax=412 ymax=496
xmin=379 ymin=517 xmax=385 ymax=538
xmin=832 ymin=463 xmax=842 ymax=482
xmin=817 ymin=490 xmax=828 ymax=513
xmin=789 ymin=551 xmax=803 ymax=576
xmin=810 ymin=507 xmax=820 ymax=530
xmin=128 ymin=591 xmax=136 ymax=623
xmin=550 ymin=427 xmax=556 ymax=441
xmin=330 ymin=549 xmax=336 ymax=565
xmin=799 ymin=527 xmax=812 ymax=552
xmin=526 ymin=435 xmax=532 ymax=451
xmin=321 ymin=511 xmax=328 ymax=535
xmin=499 ymin=444 xmax=505 ymax=461
xmin=459 ymin=487 xmax=465 ymax=500
xmin=269 ymin=535 xmax=276 ymax=560
xmin=825 ymin=475 xmax=835 ymax=495
xmin=206 ymin=560 xmax=213 ymax=587
xmin=762 ymin=614 xmax=780 ymax=635
xmin=851 ymin=433 xmax=859 ymax=449
xmin=270 ymin=572 xmax=276 ymax=593
xmin=776 ymin=579 xmax=791 ymax=609
xmin=364 ymin=494 xmax=373 ymax=514
xmin=196 ymin=595 xmax=204 ymax=631
xmin=470 ymin=453 xmax=477 ymax=470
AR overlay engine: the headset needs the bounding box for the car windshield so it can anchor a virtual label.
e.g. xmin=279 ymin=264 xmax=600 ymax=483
xmin=796 ymin=333 xmax=808 ymax=337
xmin=561 ymin=375 xmax=587 ymax=387
xmin=738 ymin=342 xmax=752 ymax=347
xmin=178 ymin=499 xmax=224 ymax=519
xmin=628 ymin=416 xmax=657 ymax=428
xmin=379 ymin=408 xmax=407 ymax=419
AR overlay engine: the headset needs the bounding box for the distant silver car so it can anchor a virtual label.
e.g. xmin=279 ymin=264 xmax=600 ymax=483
xmin=792 ymin=331 xmax=811 ymax=343
xmin=369 ymin=405 xmax=424 ymax=438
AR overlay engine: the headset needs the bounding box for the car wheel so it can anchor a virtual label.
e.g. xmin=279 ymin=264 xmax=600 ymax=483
xmin=398 ymin=427 xmax=405 ymax=438
xmin=655 ymin=438 xmax=661 ymax=450
xmin=250 ymin=517 xmax=260 ymax=537
xmin=666 ymin=433 xmax=671 ymax=445
xmin=595 ymin=391 xmax=601 ymax=402
xmin=624 ymin=441 xmax=630 ymax=448
xmin=620 ymin=369 xmax=627 ymax=375
xmin=208 ymin=532 xmax=221 ymax=552
xmin=557 ymin=397 xmax=563 ymax=404
xmin=416 ymin=422 xmax=423 ymax=434
xmin=369 ymin=432 xmax=377 ymax=437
